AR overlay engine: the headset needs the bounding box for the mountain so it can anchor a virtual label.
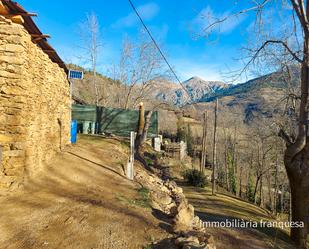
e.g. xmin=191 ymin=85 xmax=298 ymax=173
xmin=199 ymin=73 xmax=286 ymax=102
xmin=183 ymin=69 xmax=300 ymax=123
xmin=151 ymin=76 xmax=227 ymax=106
xmin=183 ymin=76 xmax=227 ymax=100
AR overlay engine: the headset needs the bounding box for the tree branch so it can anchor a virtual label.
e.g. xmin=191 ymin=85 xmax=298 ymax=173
xmin=259 ymin=40 xmax=302 ymax=63
xmin=231 ymin=40 xmax=302 ymax=82
xmin=202 ymin=0 xmax=271 ymax=34
xmin=278 ymin=128 xmax=293 ymax=146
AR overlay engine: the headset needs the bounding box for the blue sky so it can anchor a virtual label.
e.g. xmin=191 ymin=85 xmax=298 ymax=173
xmin=18 ymin=0 xmax=258 ymax=82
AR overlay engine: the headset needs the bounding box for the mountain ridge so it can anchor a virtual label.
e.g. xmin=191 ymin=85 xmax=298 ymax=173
xmin=151 ymin=76 xmax=228 ymax=106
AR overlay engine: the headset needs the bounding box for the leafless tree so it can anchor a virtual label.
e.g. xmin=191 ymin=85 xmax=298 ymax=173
xmin=79 ymin=13 xmax=103 ymax=105
xmin=115 ymin=32 xmax=166 ymax=109
xmin=212 ymin=98 xmax=218 ymax=195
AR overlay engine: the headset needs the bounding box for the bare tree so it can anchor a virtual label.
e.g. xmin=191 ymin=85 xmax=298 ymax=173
xmin=115 ymin=32 xmax=166 ymax=109
xmin=79 ymin=13 xmax=102 ymax=105
xmin=212 ymin=98 xmax=218 ymax=195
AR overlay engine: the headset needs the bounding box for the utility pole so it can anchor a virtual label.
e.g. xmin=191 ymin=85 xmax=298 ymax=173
xmin=135 ymin=102 xmax=145 ymax=154
xmin=212 ymin=98 xmax=218 ymax=195
xmin=200 ymin=112 xmax=208 ymax=173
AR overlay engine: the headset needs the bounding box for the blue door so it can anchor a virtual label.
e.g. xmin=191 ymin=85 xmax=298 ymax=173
xmin=71 ymin=120 xmax=77 ymax=144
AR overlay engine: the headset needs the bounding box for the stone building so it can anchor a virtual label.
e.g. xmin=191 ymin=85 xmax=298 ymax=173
xmin=0 ymin=0 xmax=70 ymax=188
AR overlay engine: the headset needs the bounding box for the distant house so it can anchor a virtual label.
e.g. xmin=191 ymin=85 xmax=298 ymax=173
xmin=0 ymin=0 xmax=70 ymax=188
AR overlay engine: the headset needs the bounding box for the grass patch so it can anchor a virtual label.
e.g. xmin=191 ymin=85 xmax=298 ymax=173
xmin=136 ymin=187 xmax=151 ymax=208
xmin=116 ymin=187 xmax=151 ymax=209
xmin=145 ymin=157 xmax=154 ymax=166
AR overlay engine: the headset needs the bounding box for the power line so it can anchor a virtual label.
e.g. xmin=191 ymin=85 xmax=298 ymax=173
xmin=127 ymin=0 xmax=197 ymax=107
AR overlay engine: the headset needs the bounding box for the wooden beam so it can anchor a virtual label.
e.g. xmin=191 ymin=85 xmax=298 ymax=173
xmin=20 ymin=12 xmax=37 ymax=17
xmin=32 ymin=37 xmax=44 ymax=43
xmin=30 ymin=34 xmax=51 ymax=38
xmin=5 ymin=12 xmax=37 ymax=17
xmin=42 ymin=50 xmax=56 ymax=53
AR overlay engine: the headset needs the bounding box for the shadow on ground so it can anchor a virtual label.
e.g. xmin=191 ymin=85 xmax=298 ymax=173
xmin=174 ymin=178 xmax=296 ymax=249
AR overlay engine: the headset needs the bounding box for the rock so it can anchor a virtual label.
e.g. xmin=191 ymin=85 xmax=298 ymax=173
xmin=186 ymin=231 xmax=215 ymax=245
xmin=192 ymin=216 xmax=203 ymax=229
xmin=175 ymin=236 xmax=200 ymax=246
xmin=0 ymin=15 xmax=12 ymax=24
xmin=165 ymin=180 xmax=183 ymax=195
xmin=169 ymin=203 xmax=179 ymax=217
xmin=204 ymin=235 xmax=216 ymax=249
xmin=0 ymin=44 xmax=24 ymax=53
xmin=151 ymin=190 xmax=173 ymax=205
xmin=151 ymin=190 xmax=174 ymax=213
xmin=183 ymin=243 xmax=207 ymax=249
xmin=134 ymin=161 xmax=216 ymax=249
xmin=166 ymin=201 xmax=178 ymax=215
xmin=173 ymin=192 xmax=187 ymax=205
xmin=173 ymin=201 xmax=195 ymax=233
xmin=174 ymin=231 xmax=216 ymax=249
xmin=0 ymin=55 xmax=23 ymax=65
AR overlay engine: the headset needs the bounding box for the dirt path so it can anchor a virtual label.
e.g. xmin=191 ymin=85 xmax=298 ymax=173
xmin=178 ymin=182 xmax=295 ymax=249
xmin=0 ymin=136 xmax=168 ymax=249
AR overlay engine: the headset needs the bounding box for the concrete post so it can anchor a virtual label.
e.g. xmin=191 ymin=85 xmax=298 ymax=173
xmin=127 ymin=131 xmax=136 ymax=180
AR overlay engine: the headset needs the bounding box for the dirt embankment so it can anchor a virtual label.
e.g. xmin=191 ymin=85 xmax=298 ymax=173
xmin=0 ymin=136 xmax=169 ymax=249
xmin=0 ymin=135 xmax=217 ymax=249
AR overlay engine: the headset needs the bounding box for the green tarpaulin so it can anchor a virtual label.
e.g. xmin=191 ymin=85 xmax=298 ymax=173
xmin=72 ymin=104 xmax=158 ymax=137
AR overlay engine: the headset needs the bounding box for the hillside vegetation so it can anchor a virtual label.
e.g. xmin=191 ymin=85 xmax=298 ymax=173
xmin=167 ymin=161 xmax=295 ymax=249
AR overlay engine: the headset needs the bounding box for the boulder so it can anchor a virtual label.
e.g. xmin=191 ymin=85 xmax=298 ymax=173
xmin=165 ymin=180 xmax=183 ymax=195
xmin=175 ymin=236 xmax=200 ymax=247
xmin=173 ymin=201 xmax=195 ymax=233
xmin=151 ymin=191 xmax=173 ymax=205
xmin=151 ymin=190 xmax=175 ymax=214
xmin=174 ymin=231 xmax=216 ymax=249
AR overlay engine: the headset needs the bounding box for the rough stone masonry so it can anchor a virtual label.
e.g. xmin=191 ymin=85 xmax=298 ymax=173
xmin=0 ymin=14 xmax=70 ymax=188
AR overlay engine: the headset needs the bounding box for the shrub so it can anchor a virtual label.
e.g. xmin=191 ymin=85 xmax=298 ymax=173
xmin=183 ymin=169 xmax=208 ymax=187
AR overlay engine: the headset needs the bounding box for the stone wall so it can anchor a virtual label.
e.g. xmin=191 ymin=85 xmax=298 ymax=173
xmin=0 ymin=16 xmax=70 ymax=188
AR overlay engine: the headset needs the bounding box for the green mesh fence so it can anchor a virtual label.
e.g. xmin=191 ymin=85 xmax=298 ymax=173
xmin=72 ymin=104 xmax=158 ymax=137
